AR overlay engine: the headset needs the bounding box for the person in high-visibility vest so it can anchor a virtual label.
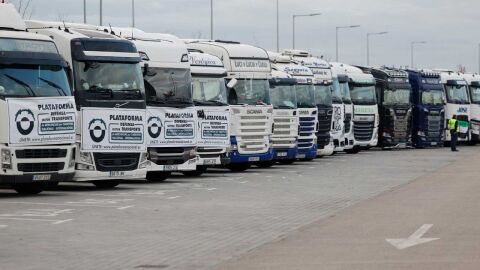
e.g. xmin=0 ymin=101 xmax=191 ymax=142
xmin=449 ymin=115 xmax=459 ymax=152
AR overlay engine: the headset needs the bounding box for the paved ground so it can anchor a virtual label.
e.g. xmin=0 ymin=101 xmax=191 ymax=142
xmin=216 ymin=147 xmax=480 ymax=270
xmin=0 ymin=146 xmax=476 ymax=270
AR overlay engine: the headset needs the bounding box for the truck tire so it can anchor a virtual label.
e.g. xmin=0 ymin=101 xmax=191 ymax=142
xmin=256 ymin=161 xmax=275 ymax=168
xmin=92 ymin=180 xmax=120 ymax=188
xmin=13 ymin=182 xmax=48 ymax=195
xmin=146 ymin=172 xmax=171 ymax=182
xmin=226 ymin=164 xmax=250 ymax=172
xmin=182 ymin=166 xmax=207 ymax=177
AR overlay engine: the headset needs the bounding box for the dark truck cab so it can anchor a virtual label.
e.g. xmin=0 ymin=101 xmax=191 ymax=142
xmin=407 ymin=70 xmax=445 ymax=148
xmin=369 ymin=68 xmax=412 ymax=148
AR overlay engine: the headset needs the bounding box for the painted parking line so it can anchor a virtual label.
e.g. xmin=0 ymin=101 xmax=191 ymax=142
xmin=1 ymin=201 xmax=134 ymax=210
xmin=0 ymin=225 xmax=8 ymax=229
xmin=0 ymin=217 xmax=73 ymax=224
xmin=0 ymin=209 xmax=74 ymax=225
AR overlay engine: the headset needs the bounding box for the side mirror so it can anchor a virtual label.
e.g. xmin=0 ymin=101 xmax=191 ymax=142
xmin=227 ymin=78 xmax=238 ymax=89
xmin=143 ymin=63 xmax=149 ymax=77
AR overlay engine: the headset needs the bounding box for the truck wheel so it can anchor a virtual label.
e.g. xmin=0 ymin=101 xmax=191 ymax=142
xmin=92 ymin=180 xmax=120 ymax=188
xmin=278 ymin=159 xmax=295 ymax=165
xmin=13 ymin=183 xmax=48 ymax=195
xmin=146 ymin=171 xmax=171 ymax=182
xmin=182 ymin=166 xmax=207 ymax=177
xmin=226 ymin=164 xmax=250 ymax=172
xmin=256 ymin=161 xmax=275 ymax=168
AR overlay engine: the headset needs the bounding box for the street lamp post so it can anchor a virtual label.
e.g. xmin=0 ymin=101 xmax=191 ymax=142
xmin=411 ymin=41 xmax=426 ymax=69
xmin=83 ymin=0 xmax=87 ymax=23
xmin=292 ymin=12 xmax=321 ymax=49
xmin=478 ymin=43 xmax=480 ymax=74
xmin=210 ymin=0 xmax=213 ymax=40
xmin=366 ymin=31 xmax=388 ymax=66
xmin=276 ymin=0 xmax=279 ymax=52
xmin=132 ymin=0 xmax=135 ymax=28
xmin=99 ymin=0 xmax=102 ymax=26
xmin=336 ymin=25 xmax=360 ymax=62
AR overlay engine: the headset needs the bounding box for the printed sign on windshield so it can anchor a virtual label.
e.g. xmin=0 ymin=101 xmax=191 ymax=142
xmin=81 ymin=108 xmax=146 ymax=152
xmin=146 ymin=107 xmax=196 ymax=147
xmin=7 ymin=97 xmax=76 ymax=145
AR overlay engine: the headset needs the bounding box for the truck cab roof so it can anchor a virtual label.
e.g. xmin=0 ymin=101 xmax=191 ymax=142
xmin=333 ymin=63 xmax=375 ymax=85
xmin=435 ymin=70 xmax=467 ymax=85
xmin=461 ymin=73 xmax=480 ymax=86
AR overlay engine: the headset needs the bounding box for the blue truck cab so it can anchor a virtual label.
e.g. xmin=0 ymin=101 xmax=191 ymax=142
xmin=407 ymin=69 xmax=445 ymax=148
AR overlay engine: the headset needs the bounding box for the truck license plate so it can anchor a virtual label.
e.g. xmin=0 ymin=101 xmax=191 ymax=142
xmin=33 ymin=174 xmax=51 ymax=181
xmin=296 ymin=154 xmax=306 ymax=159
xmin=164 ymin=165 xmax=178 ymax=171
xmin=277 ymin=152 xmax=288 ymax=157
xmin=202 ymin=159 xmax=217 ymax=165
xmin=109 ymin=171 xmax=125 ymax=177
xmin=431 ymin=142 xmax=437 ymax=146
xmin=248 ymin=157 xmax=260 ymax=162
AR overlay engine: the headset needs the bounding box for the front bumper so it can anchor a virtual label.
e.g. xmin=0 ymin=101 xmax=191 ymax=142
xmin=272 ymin=148 xmax=297 ymax=160
xmin=197 ymin=155 xmax=231 ymax=166
xmin=0 ymin=172 xmax=74 ymax=184
xmin=297 ymin=145 xmax=318 ymax=159
xmin=230 ymin=149 xmax=274 ymax=164
xmin=74 ymin=168 xmax=147 ymax=182
xmin=148 ymin=158 xmax=197 ymax=172
xmin=317 ymin=141 xmax=334 ymax=156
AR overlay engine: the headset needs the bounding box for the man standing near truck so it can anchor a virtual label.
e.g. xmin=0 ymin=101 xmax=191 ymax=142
xmin=449 ymin=115 xmax=459 ymax=151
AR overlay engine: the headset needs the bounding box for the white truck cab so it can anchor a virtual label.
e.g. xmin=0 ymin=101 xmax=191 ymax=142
xmin=186 ymin=50 xmax=230 ymax=174
xmin=331 ymin=62 xmax=356 ymax=152
xmin=461 ymin=73 xmax=480 ymax=144
xmin=270 ymin=56 xmax=318 ymax=161
xmin=106 ymin=28 xmax=198 ymax=181
xmin=437 ymin=70 xmax=470 ymax=142
xmin=0 ymin=4 xmax=77 ymax=194
xmin=26 ymin=21 xmax=148 ymax=187
xmin=266 ymin=52 xmax=299 ymax=165
xmin=283 ymin=50 xmax=336 ymax=156
xmin=186 ymin=40 xmax=273 ymax=172
xmin=340 ymin=64 xmax=379 ymax=148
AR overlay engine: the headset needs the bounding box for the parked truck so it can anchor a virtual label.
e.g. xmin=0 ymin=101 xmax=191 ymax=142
xmin=0 ymin=4 xmax=77 ymax=194
xmin=187 ymin=40 xmax=273 ymax=171
xmin=407 ymin=69 xmax=445 ymax=148
xmin=342 ymin=64 xmax=379 ymax=149
xmin=270 ymin=55 xmax=318 ymax=161
xmin=437 ymin=70 xmax=470 ymax=143
xmin=461 ymin=73 xmax=480 ymax=144
xmin=331 ymin=62 xmax=357 ymax=153
xmin=106 ymin=28 xmax=198 ymax=181
xmin=283 ymin=50 xmax=335 ymax=156
xmin=186 ymin=50 xmax=230 ymax=175
xmin=369 ymin=67 xmax=412 ymax=149
xmin=27 ymin=21 xmax=148 ymax=187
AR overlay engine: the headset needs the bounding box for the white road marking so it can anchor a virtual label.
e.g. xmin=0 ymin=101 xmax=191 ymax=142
xmin=52 ymin=219 xmax=73 ymax=225
xmin=206 ymin=188 xmax=217 ymax=191
xmin=0 ymin=209 xmax=73 ymax=217
xmin=0 ymin=217 xmax=73 ymax=224
xmin=0 ymin=201 xmax=131 ymax=209
xmin=386 ymin=224 xmax=439 ymax=250
xmin=0 ymin=225 xmax=7 ymax=229
xmin=117 ymin=205 xmax=134 ymax=210
xmin=167 ymin=196 xmax=180 ymax=200
xmin=239 ymin=181 xmax=249 ymax=184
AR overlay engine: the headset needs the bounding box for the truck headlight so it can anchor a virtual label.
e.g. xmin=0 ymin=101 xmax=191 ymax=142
xmin=1 ymin=149 xmax=12 ymax=169
xmin=423 ymin=108 xmax=429 ymax=113
xmin=139 ymin=152 xmax=149 ymax=169
xmin=79 ymin=151 xmax=93 ymax=165
xmin=69 ymin=148 xmax=76 ymax=168
xmin=188 ymin=148 xmax=197 ymax=159
xmin=418 ymin=131 xmax=426 ymax=137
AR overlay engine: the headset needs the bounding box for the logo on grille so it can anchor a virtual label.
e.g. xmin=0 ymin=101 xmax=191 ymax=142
xmin=247 ymin=109 xmax=262 ymax=114
xmin=88 ymin=119 xmax=107 ymax=143
xmin=147 ymin=116 xmax=162 ymax=139
xmin=15 ymin=109 xmax=35 ymax=135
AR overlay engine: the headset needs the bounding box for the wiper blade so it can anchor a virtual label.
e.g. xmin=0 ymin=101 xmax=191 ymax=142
xmin=194 ymin=100 xmax=227 ymax=106
xmin=39 ymin=77 xmax=67 ymax=96
xmin=4 ymin=74 xmax=36 ymax=97
xmin=86 ymin=86 xmax=113 ymax=95
xmin=277 ymin=105 xmax=295 ymax=109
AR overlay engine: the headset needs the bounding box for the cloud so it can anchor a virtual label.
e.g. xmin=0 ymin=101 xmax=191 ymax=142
xmin=13 ymin=0 xmax=480 ymax=72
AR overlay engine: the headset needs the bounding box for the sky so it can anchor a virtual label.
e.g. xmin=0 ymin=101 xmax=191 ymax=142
xmin=10 ymin=0 xmax=480 ymax=72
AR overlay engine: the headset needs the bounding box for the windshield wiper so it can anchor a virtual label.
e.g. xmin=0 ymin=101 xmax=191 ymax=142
xmin=4 ymin=74 xmax=36 ymax=97
xmin=116 ymin=89 xmax=142 ymax=99
xmin=194 ymin=100 xmax=227 ymax=106
xmin=86 ymin=86 xmax=113 ymax=96
xmin=277 ymin=105 xmax=295 ymax=109
xmin=39 ymin=77 xmax=66 ymax=96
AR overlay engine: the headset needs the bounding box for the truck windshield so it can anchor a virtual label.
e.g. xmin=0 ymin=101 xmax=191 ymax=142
xmin=331 ymin=78 xmax=343 ymax=104
xmin=339 ymin=82 xmax=352 ymax=104
xmin=74 ymin=61 xmax=144 ymax=98
xmin=227 ymin=79 xmax=271 ymax=105
xmin=350 ymin=85 xmax=377 ymax=105
xmin=296 ymin=84 xmax=316 ymax=108
xmin=0 ymin=64 xmax=70 ymax=97
xmin=383 ymin=88 xmax=411 ymax=106
xmin=421 ymin=90 xmax=444 ymax=105
xmin=143 ymin=68 xmax=192 ymax=105
xmin=445 ymin=84 xmax=469 ymax=104
xmin=314 ymin=84 xmax=333 ymax=107
xmin=192 ymin=76 xmax=228 ymax=106
xmin=269 ymin=84 xmax=297 ymax=109
xmin=470 ymin=86 xmax=480 ymax=105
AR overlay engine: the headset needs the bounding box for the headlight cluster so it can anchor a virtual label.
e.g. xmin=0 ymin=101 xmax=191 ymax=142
xmin=1 ymin=149 xmax=12 ymax=170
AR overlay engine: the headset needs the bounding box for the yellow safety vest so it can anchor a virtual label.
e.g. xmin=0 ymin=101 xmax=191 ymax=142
xmin=448 ymin=118 xmax=458 ymax=132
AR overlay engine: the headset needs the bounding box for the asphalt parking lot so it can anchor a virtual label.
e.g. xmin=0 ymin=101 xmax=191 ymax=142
xmin=0 ymin=146 xmax=476 ymax=270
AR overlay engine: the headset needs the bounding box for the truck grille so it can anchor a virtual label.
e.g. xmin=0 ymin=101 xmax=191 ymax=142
xmin=354 ymin=121 xmax=375 ymax=141
xmin=18 ymin=162 xmax=64 ymax=173
xmin=344 ymin=113 xmax=352 ymax=133
xmin=317 ymin=112 xmax=332 ymax=147
xmin=427 ymin=115 xmax=442 ymax=139
xmin=93 ymin=153 xmax=139 ymax=172
xmin=237 ymin=114 xmax=270 ymax=154
xmin=16 ymin=149 xmax=67 ymax=159
xmin=299 ymin=116 xmax=316 ymax=149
